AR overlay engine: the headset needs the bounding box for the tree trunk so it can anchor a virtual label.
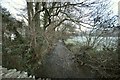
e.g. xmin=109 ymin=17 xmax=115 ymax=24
xmin=27 ymin=2 xmax=37 ymax=54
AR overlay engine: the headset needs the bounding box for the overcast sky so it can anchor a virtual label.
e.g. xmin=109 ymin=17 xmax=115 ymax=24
xmin=1 ymin=0 xmax=120 ymax=16
xmin=0 ymin=0 xmax=26 ymax=20
xmin=1 ymin=0 xmax=120 ymax=19
xmin=1 ymin=0 xmax=120 ymax=31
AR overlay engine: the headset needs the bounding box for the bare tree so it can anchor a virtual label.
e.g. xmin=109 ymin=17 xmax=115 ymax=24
xmin=25 ymin=0 xmax=101 ymax=59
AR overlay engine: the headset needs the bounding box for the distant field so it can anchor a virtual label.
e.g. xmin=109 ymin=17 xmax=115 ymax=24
xmin=65 ymin=36 xmax=118 ymax=50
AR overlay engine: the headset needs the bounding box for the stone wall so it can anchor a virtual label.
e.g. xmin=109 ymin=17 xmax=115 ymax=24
xmin=0 ymin=66 xmax=35 ymax=79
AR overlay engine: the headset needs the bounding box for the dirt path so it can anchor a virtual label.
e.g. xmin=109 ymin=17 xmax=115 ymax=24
xmin=1 ymin=41 xmax=95 ymax=78
xmin=39 ymin=41 xmax=94 ymax=78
